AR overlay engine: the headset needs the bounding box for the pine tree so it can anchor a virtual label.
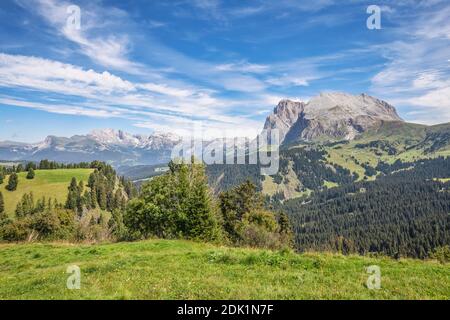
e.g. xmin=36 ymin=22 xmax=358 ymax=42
xmin=0 ymin=191 xmax=5 ymax=219
xmin=6 ymin=173 xmax=18 ymax=191
xmin=15 ymin=192 xmax=34 ymax=217
xmin=90 ymin=187 xmax=97 ymax=209
xmin=65 ymin=178 xmax=78 ymax=210
xmin=97 ymin=184 xmax=107 ymax=210
xmin=26 ymin=168 xmax=35 ymax=180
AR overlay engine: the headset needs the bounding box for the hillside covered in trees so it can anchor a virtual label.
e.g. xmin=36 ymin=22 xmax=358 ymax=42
xmin=279 ymin=157 xmax=450 ymax=259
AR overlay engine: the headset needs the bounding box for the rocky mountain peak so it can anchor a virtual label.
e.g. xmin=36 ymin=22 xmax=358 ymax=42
xmin=264 ymin=92 xmax=403 ymax=144
xmin=264 ymin=100 xmax=306 ymax=142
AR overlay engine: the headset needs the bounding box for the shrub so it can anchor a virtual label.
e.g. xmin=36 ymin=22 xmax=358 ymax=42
xmin=430 ymin=246 xmax=450 ymax=264
xmin=0 ymin=218 xmax=30 ymax=242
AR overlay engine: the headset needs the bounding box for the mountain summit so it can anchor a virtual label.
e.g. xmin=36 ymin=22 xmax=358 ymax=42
xmin=264 ymin=92 xmax=403 ymax=144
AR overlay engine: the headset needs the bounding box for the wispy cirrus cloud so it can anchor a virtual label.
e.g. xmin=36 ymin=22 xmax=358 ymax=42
xmin=15 ymin=0 xmax=142 ymax=73
xmin=0 ymin=52 xmax=273 ymax=138
xmin=369 ymin=2 xmax=450 ymax=124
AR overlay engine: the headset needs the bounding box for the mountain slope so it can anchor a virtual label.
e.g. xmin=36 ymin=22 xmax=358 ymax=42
xmin=264 ymin=92 xmax=402 ymax=144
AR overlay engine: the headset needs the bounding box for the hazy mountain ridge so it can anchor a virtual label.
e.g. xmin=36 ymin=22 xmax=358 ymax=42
xmin=0 ymin=129 xmax=182 ymax=165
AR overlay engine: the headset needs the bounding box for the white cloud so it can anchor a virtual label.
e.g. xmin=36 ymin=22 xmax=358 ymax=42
xmin=215 ymin=61 xmax=270 ymax=74
xmin=16 ymin=0 xmax=142 ymax=73
xmin=0 ymin=53 xmax=276 ymax=138
xmin=370 ymin=3 xmax=450 ymax=124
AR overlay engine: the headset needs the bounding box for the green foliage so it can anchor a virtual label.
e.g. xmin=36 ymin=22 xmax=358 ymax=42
xmin=15 ymin=192 xmax=35 ymax=218
xmin=0 ymin=161 xmax=133 ymax=243
xmin=125 ymin=160 xmax=221 ymax=242
xmin=0 ymin=192 xmax=4 ymax=218
xmin=430 ymin=246 xmax=450 ymax=264
xmin=63 ymin=162 xmax=132 ymax=216
xmin=6 ymin=173 xmax=18 ymax=191
xmin=281 ymin=158 xmax=450 ymax=258
xmin=65 ymin=177 xmax=82 ymax=213
xmin=219 ymin=180 xmax=293 ymax=249
xmin=26 ymin=168 xmax=35 ymax=180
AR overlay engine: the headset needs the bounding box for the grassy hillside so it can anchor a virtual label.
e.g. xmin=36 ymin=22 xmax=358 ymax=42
xmin=0 ymin=239 xmax=448 ymax=300
xmin=1 ymin=169 xmax=93 ymax=215
xmin=320 ymin=122 xmax=450 ymax=183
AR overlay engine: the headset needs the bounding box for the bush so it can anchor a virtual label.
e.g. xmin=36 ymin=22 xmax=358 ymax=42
xmin=75 ymin=209 xmax=111 ymax=242
xmin=0 ymin=218 xmax=30 ymax=242
xmin=219 ymin=181 xmax=294 ymax=249
xmin=430 ymin=246 xmax=450 ymax=264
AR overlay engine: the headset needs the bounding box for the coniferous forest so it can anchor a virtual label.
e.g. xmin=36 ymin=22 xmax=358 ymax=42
xmin=279 ymin=157 xmax=450 ymax=259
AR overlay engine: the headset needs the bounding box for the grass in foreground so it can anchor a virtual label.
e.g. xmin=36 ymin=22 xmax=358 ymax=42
xmin=0 ymin=239 xmax=448 ymax=300
xmin=1 ymin=169 xmax=93 ymax=215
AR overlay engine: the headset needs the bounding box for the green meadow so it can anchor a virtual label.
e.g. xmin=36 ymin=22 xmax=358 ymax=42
xmin=1 ymin=169 xmax=93 ymax=216
xmin=0 ymin=239 xmax=448 ymax=300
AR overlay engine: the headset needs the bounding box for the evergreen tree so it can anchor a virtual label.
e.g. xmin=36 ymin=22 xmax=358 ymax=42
xmin=15 ymin=192 xmax=34 ymax=217
xmin=90 ymin=187 xmax=97 ymax=209
xmin=0 ymin=191 xmax=5 ymax=219
xmin=26 ymin=168 xmax=35 ymax=180
xmin=97 ymin=185 xmax=107 ymax=210
xmin=6 ymin=173 xmax=18 ymax=191
xmin=25 ymin=162 xmax=36 ymax=171
xmin=185 ymin=161 xmax=220 ymax=241
xmin=65 ymin=178 xmax=79 ymax=210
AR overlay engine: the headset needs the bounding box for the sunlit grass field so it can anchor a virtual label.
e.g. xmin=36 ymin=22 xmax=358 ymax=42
xmin=1 ymin=169 xmax=93 ymax=215
xmin=0 ymin=239 xmax=448 ymax=300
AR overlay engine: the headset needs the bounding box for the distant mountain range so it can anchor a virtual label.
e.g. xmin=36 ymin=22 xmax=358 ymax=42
xmin=1 ymin=92 xmax=449 ymax=168
xmin=0 ymin=129 xmax=181 ymax=166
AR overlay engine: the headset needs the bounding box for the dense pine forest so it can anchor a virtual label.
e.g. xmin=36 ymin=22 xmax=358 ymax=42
xmin=279 ymin=157 xmax=450 ymax=259
xmin=206 ymin=146 xmax=358 ymax=194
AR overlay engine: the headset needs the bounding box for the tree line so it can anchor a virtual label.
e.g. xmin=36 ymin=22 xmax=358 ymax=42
xmin=0 ymin=159 xmax=292 ymax=250
xmin=0 ymin=161 xmax=137 ymax=242
xmin=125 ymin=159 xmax=293 ymax=249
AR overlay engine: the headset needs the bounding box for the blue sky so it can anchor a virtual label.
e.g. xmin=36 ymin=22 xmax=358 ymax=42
xmin=0 ymin=0 xmax=449 ymax=142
